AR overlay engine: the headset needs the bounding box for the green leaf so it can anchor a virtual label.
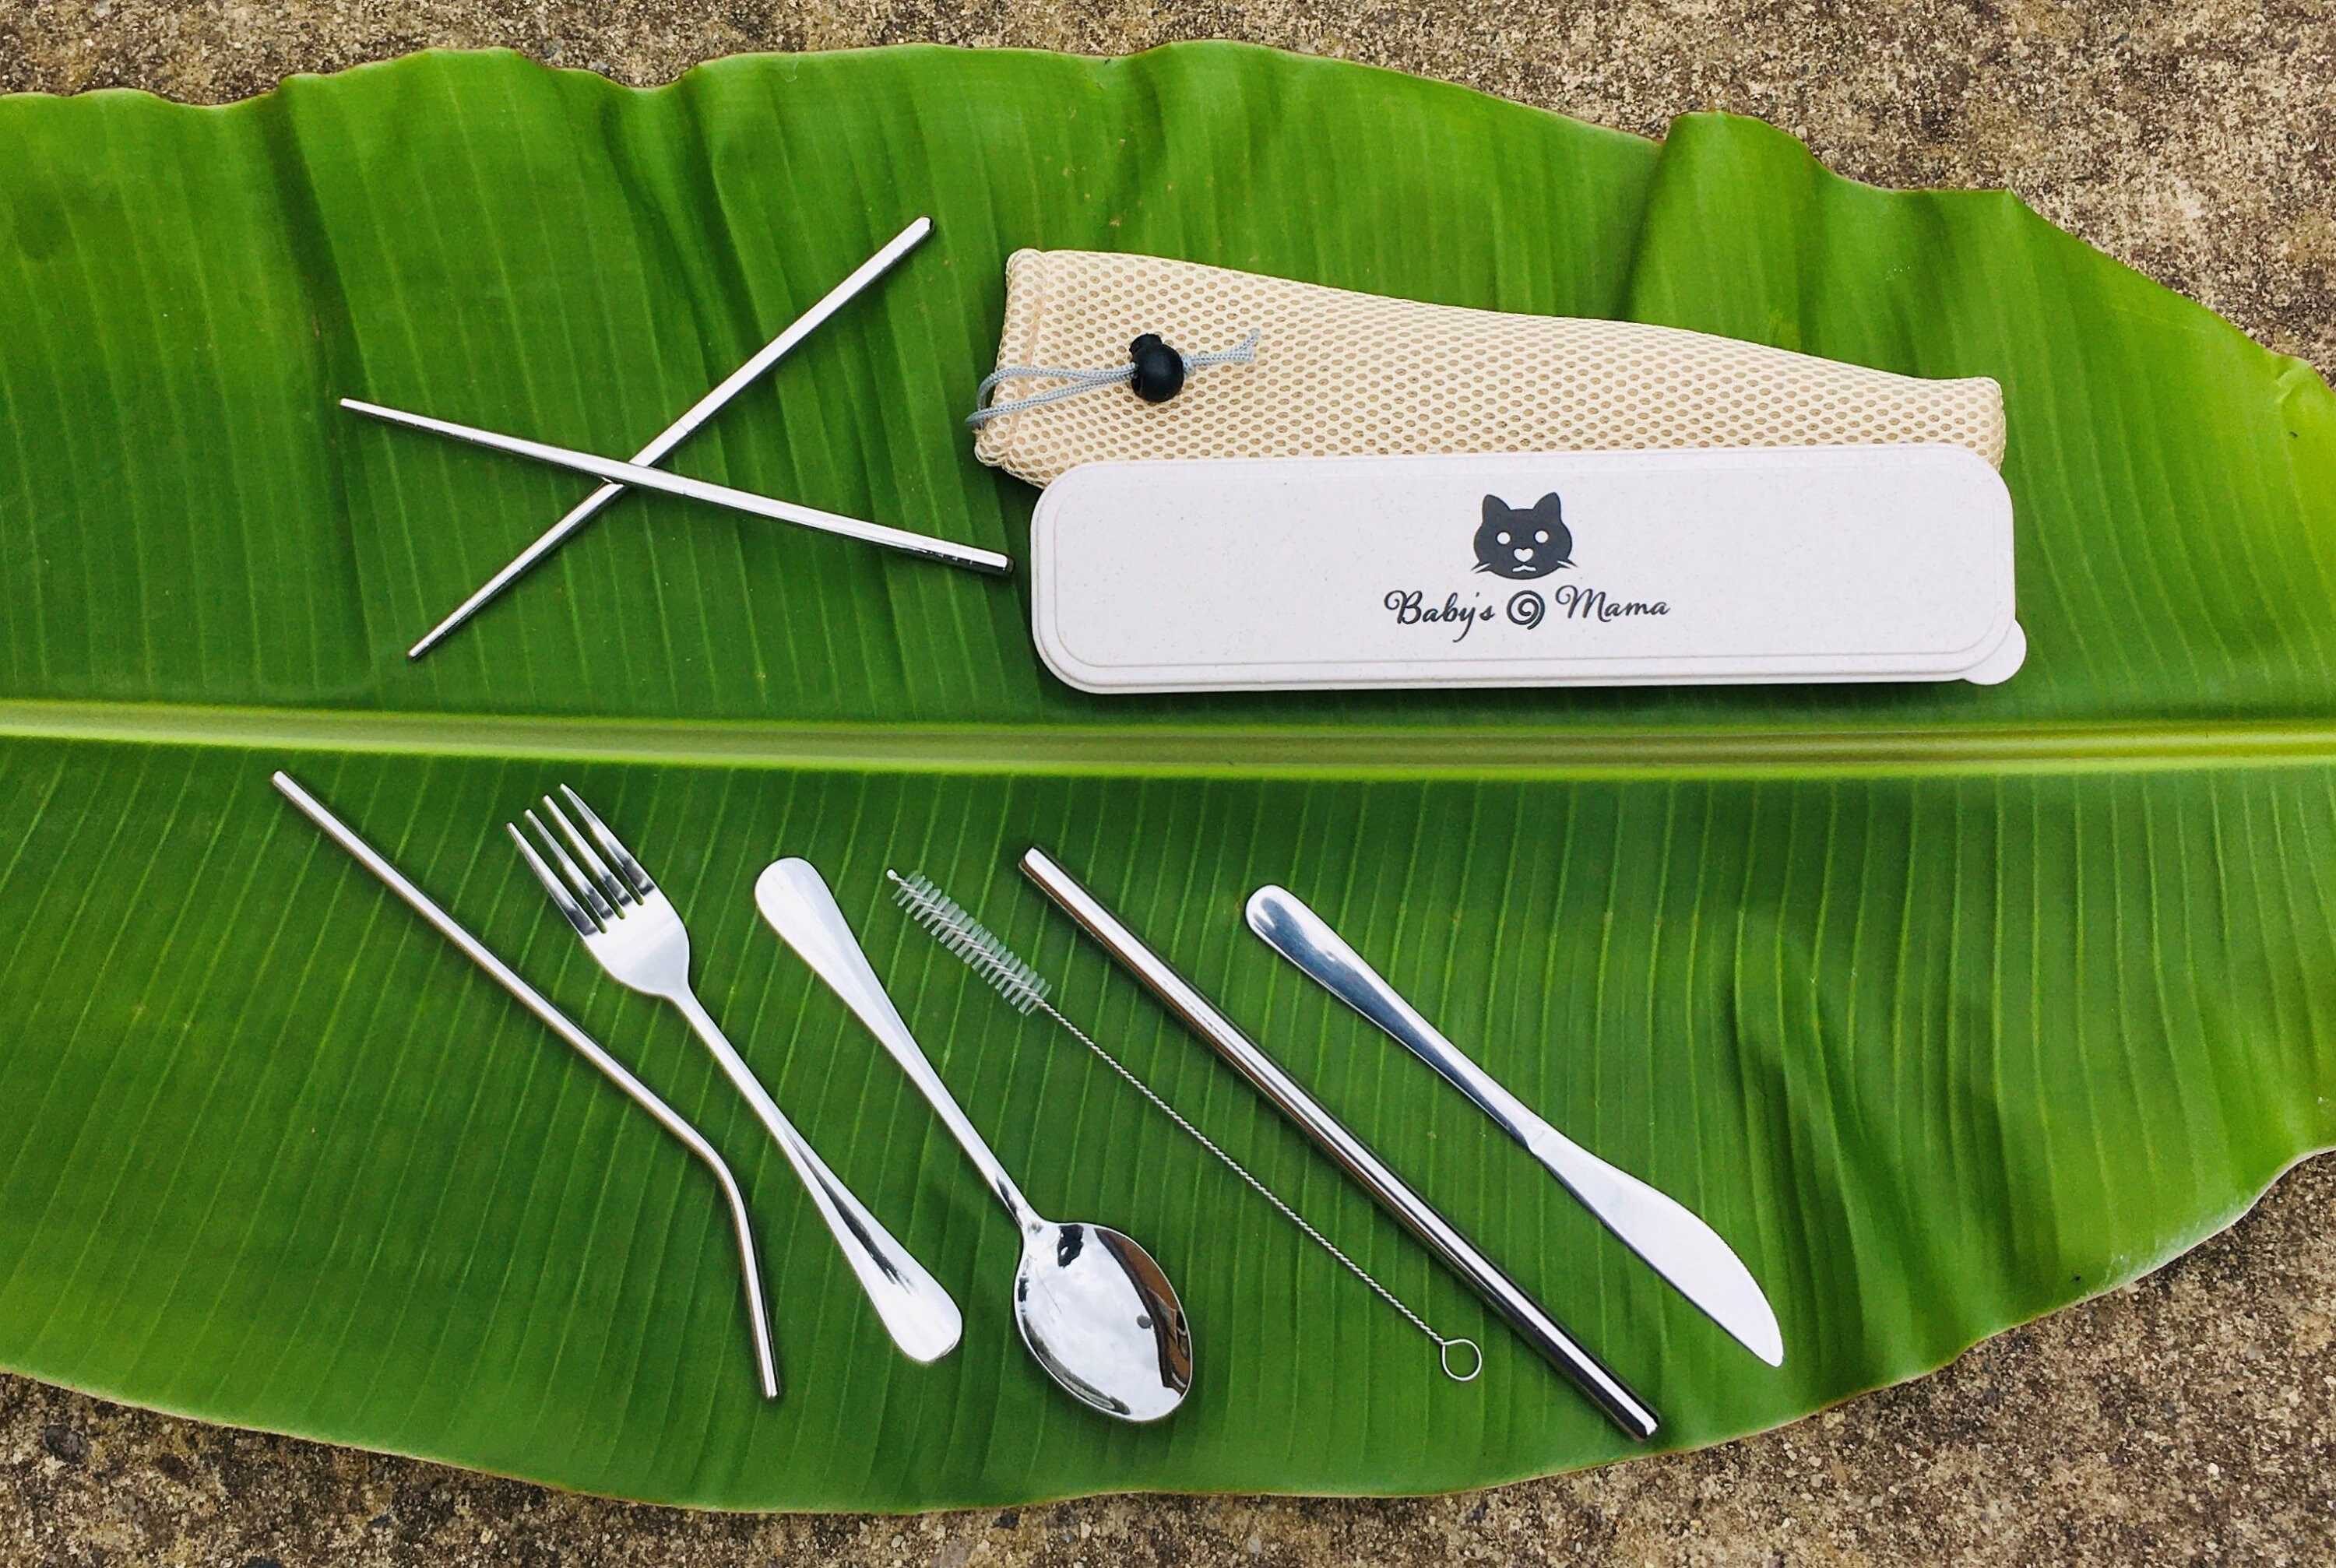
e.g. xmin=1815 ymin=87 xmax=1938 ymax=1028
xmin=0 ymin=42 xmax=2332 ymax=1509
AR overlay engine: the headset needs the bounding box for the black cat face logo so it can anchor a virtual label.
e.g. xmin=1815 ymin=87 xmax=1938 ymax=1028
xmin=1474 ymin=494 xmax=1572 ymax=579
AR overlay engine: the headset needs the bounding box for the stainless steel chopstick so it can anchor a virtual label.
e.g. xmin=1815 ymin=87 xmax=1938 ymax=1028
xmin=1019 ymin=846 xmax=1659 ymax=1440
xmin=403 ymin=217 xmax=934 ymax=659
xmin=271 ymin=769 xmax=781 ymax=1401
xmin=341 ymin=398 xmax=1013 ymax=577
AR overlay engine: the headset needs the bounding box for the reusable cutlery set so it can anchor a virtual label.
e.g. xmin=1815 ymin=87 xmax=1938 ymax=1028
xmin=308 ymin=214 xmax=1797 ymax=1436
xmin=276 ymin=771 xmax=1778 ymax=1436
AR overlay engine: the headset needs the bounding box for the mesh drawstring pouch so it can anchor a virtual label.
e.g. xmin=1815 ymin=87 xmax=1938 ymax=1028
xmin=969 ymin=250 xmax=2006 ymax=489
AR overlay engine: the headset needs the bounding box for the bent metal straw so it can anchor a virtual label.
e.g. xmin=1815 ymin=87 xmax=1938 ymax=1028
xmin=271 ymin=770 xmax=780 ymax=1400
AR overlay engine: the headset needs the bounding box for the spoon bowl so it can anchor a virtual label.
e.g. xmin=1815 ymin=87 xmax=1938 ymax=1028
xmin=1015 ymin=1222 xmax=1191 ymax=1422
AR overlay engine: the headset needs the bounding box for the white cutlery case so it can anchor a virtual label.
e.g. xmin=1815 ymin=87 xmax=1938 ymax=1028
xmin=1028 ymin=445 xmax=2024 ymax=692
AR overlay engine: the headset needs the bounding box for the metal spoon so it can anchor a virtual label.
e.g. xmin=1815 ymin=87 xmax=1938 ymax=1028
xmin=755 ymin=858 xmax=1193 ymax=1422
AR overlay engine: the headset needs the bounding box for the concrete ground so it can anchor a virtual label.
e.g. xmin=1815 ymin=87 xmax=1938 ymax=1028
xmin=2 ymin=2 xmax=2333 ymax=1562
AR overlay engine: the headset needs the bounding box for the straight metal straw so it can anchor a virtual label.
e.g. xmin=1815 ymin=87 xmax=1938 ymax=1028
xmin=402 ymin=216 xmax=933 ymax=660
xmin=1018 ymin=845 xmax=1659 ymax=1440
xmin=271 ymin=770 xmax=781 ymax=1401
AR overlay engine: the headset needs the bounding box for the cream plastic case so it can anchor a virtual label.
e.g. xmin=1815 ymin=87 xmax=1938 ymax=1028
xmin=1028 ymin=445 xmax=2024 ymax=692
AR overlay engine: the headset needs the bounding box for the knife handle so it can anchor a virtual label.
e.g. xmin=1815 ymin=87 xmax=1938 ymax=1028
xmin=1245 ymin=886 xmax=1546 ymax=1146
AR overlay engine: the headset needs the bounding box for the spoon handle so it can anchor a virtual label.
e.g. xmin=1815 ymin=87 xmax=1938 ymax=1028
xmin=756 ymin=859 xmax=1044 ymax=1235
xmin=1022 ymin=847 xmax=1659 ymax=1441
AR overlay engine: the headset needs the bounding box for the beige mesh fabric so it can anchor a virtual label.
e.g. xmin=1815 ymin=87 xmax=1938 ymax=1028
xmin=973 ymin=250 xmax=2006 ymax=487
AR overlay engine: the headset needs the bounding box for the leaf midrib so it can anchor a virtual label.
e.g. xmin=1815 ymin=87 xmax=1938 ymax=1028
xmin=5 ymin=698 xmax=2335 ymax=779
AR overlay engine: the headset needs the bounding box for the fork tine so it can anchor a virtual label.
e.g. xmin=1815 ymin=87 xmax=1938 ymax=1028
xmin=560 ymin=785 xmax=658 ymax=899
xmin=542 ymin=795 xmax=633 ymax=909
xmin=508 ymin=823 xmax=602 ymax=937
xmin=527 ymin=808 xmax=620 ymax=924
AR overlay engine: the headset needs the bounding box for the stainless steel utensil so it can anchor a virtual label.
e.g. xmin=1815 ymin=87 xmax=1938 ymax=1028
xmin=270 ymin=770 xmax=780 ymax=1399
xmin=403 ymin=217 xmax=934 ymax=659
xmin=510 ymin=787 xmax=962 ymax=1365
xmin=756 ymin=857 xmax=1192 ymax=1422
xmin=1246 ymin=885 xmax=1785 ymax=1367
xmin=889 ymin=868 xmax=1483 ymax=1381
xmin=345 ymin=398 xmax=1013 ymax=577
xmin=1019 ymin=846 xmax=1658 ymax=1440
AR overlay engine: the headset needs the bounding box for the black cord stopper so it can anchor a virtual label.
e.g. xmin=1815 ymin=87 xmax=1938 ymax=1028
xmin=1128 ymin=334 xmax=1186 ymax=403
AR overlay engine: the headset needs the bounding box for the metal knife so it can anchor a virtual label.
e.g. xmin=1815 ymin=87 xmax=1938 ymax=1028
xmin=1246 ymin=884 xmax=1785 ymax=1366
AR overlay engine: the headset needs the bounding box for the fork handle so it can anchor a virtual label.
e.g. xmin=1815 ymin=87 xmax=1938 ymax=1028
xmin=669 ymin=989 xmax=965 ymax=1366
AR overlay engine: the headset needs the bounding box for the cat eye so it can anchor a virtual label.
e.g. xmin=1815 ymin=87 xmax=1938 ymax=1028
xmin=1497 ymin=531 xmax=1511 ymax=544
xmin=1534 ymin=530 xmax=1549 ymax=543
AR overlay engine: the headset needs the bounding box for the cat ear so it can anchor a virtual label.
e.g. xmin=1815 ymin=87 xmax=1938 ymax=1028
xmin=1533 ymin=493 xmax=1564 ymax=520
xmin=1483 ymin=494 xmax=1514 ymax=525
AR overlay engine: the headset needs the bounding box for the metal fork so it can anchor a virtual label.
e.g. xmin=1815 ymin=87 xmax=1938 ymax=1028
xmin=510 ymin=786 xmax=962 ymax=1365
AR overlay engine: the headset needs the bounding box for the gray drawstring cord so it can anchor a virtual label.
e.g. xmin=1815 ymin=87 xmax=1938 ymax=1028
xmin=966 ymin=329 xmax=1261 ymax=427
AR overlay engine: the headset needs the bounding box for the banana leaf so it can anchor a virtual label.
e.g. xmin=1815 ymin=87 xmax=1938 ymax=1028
xmin=0 ymin=42 xmax=2331 ymax=1510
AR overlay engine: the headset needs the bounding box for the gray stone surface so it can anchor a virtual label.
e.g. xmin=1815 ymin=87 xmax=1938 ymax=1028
xmin=1 ymin=2 xmax=2332 ymax=1561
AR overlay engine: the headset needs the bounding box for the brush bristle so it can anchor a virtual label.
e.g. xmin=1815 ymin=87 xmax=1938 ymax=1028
xmin=888 ymin=870 xmax=1051 ymax=1015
